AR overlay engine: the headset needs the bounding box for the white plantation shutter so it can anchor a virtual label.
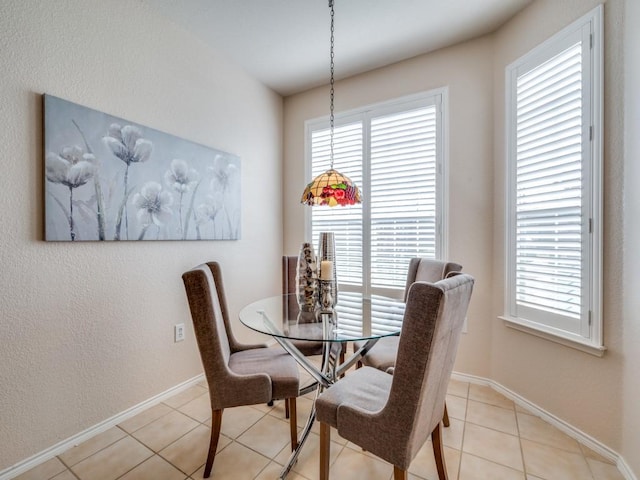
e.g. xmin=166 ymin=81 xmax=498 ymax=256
xmin=332 ymin=292 xmax=366 ymax=336
xmin=505 ymin=6 xmax=603 ymax=352
xmin=515 ymin=41 xmax=583 ymax=331
xmin=370 ymin=106 xmax=438 ymax=288
xmin=307 ymin=93 xmax=445 ymax=295
xmin=334 ymin=293 xmax=405 ymax=337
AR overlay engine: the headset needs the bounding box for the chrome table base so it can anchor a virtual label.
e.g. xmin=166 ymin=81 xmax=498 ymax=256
xmin=273 ymin=334 xmax=380 ymax=479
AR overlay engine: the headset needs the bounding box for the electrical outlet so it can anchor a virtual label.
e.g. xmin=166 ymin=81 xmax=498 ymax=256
xmin=174 ymin=323 xmax=185 ymax=342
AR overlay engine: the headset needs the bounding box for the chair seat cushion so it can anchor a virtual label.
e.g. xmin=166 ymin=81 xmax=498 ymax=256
xmin=316 ymin=366 xmax=391 ymax=428
xmin=290 ymin=339 xmax=325 ymax=356
xmin=358 ymin=336 xmax=398 ymax=373
xmin=229 ymin=347 xmax=299 ymax=400
xmin=291 ymin=339 xmax=347 ymax=358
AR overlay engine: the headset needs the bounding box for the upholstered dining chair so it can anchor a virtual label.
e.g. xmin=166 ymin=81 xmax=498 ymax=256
xmin=354 ymin=258 xmax=463 ymax=372
xmin=182 ymin=262 xmax=300 ymax=478
xmin=353 ymin=259 xmax=462 ymax=429
xmin=316 ymin=273 xmax=474 ymax=480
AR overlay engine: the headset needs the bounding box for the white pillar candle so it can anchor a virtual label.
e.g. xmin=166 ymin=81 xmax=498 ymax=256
xmin=320 ymin=260 xmax=333 ymax=280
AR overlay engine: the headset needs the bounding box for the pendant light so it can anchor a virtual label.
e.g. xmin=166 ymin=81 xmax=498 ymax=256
xmin=300 ymin=0 xmax=362 ymax=207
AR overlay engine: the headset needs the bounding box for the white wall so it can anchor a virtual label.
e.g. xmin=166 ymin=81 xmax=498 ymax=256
xmin=0 ymin=0 xmax=283 ymax=471
xmin=622 ymin=0 xmax=640 ymax=474
xmin=491 ymin=0 xmax=625 ymax=451
xmin=284 ymin=37 xmax=496 ymax=378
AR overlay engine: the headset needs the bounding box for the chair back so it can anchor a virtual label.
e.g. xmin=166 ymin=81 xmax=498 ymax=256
xmin=404 ymin=258 xmax=463 ymax=301
xmin=385 ymin=273 xmax=474 ymax=468
xmin=182 ymin=262 xmax=233 ymax=408
xmin=282 ymin=256 xmax=300 ymax=319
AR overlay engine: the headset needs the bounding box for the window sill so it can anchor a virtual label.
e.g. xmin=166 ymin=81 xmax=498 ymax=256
xmin=499 ymin=316 xmax=606 ymax=357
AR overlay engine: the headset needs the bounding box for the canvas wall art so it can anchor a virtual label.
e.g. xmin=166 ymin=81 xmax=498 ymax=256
xmin=44 ymin=94 xmax=241 ymax=241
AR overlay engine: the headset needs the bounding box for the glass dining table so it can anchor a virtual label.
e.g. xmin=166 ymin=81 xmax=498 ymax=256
xmin=239 ymin=291 xmax=406 ymax=479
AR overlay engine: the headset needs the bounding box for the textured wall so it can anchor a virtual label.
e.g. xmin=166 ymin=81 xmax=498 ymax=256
xmin=0 ymin=0 xmax=282 ymax=470
xmin=491 ymin=0 xmax=625 ymax=450
xmin=622 ymin=0 xmax=640 ymax=474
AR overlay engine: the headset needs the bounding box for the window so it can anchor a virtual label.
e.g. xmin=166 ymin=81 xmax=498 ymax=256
xmin=504 ymin=6 xmax=603 ymax=355
xmin=306 ymin=91 xmax=447 ymax=298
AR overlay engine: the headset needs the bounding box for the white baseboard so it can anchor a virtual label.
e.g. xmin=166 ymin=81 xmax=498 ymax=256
xmin=618 ymin=457 xmax=640 ymax=480
xmin=450 ymin=372 xmax=637 ymax=480
xmin=0 ymin=374 xmax=205 ymax=480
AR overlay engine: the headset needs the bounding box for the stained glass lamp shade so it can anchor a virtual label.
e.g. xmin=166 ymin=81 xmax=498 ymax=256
xmin=301 ymin=169 xmax=361 ymax=207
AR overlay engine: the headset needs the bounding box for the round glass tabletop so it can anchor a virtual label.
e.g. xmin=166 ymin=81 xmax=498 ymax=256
xmin=239 ymin=291 xmax=406 ymax=342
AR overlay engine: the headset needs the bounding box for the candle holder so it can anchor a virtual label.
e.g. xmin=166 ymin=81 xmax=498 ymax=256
xmin=319 ymin=279 xmax=334 ymax=312
xmin=317 ymin=232 xmax=338 ymax=307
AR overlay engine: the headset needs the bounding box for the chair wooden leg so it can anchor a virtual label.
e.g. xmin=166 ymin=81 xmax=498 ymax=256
xmin=204 ymin=409 xmax=223 ymax=478
xmin=393 ymin=465 xmax=408 ymax=480
xmin=320 ymin=422 xmax=331 ymax=480
xmin=288 ymin=398 xmax=298 ymax=450
xmin=285 ymin=398 xmax=290 ymax=419
xmin=442 ymin=402 xmax=450 ymax=427
xmin=356 ymin=361 xmax=362 ymax=369
xmin=431 ymin=423 xmax=448 ymax=480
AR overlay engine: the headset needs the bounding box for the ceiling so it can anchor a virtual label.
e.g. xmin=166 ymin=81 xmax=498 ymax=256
xmin=146 ymin=0 xmax=532 ymax=96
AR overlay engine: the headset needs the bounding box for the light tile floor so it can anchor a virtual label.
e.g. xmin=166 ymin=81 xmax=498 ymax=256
xmin=15 ymin=361 xmax=624 ymax=480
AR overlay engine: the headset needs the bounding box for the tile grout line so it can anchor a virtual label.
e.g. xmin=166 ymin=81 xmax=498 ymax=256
xmin=513 ymin=399 xmax=529 ymax=479
xmin=169 ymin=398 xmax=303 ymax=478
xmin=54 ymin=451 xmax=81 ymax=480
xmin=54 ymin=424 xmax=132 ymax=479
xmin=119 ymin=395 xmax=214 ymax=480
xmin=173 ymin=402 xmax=270 ymax=476
xmin=131 ymin=393 xmax=268 ymax=477
xmin=49 ymin=456 xmax=81 ymax=480
xmin=584 ymin=455 xmax=598 ymax=480
xmin=115 ymin=431 xmax=179 ymax=480
xmin=463 ymin=385 xmax=531 ymax=479
xmin=454 ymin=383 xmax=469 ymax=480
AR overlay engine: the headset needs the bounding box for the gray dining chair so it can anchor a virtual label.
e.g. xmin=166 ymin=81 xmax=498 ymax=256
xmin=354 ymin=258 xmax=463 ymax=372
xmin=354 ymin=258 xmax=462 ymax=428
xmin=316 ymin=273 xmax=474 ymax=480
xmin=182 ymin=262 xmax=300 ymax=478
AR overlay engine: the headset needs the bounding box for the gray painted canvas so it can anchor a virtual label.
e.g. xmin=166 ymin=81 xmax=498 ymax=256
xmin=44 ymin=94 xmax=241 ymax=241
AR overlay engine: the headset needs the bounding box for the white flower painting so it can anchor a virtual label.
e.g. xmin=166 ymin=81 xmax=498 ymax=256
xmin=44 ymin=95 xmax=241 ymax=241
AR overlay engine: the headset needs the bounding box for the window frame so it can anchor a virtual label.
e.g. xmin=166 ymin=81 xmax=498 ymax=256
xmin=502 ymin=6 xmax=604 ymax=356
xmin=304 ymin=89 xmax=449 ymax=299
